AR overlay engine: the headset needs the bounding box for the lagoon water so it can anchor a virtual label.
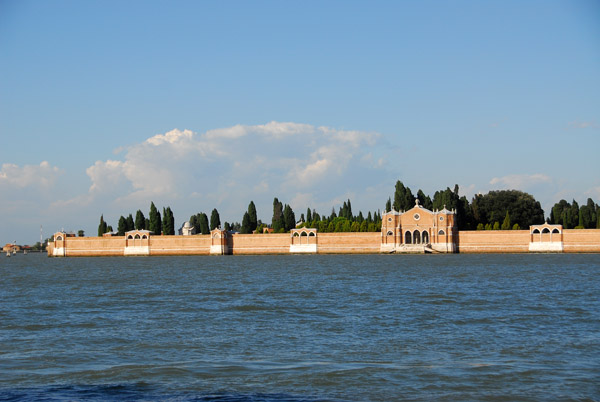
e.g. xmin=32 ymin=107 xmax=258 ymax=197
xmin=1 ymin=253 xmax=599 ymax=401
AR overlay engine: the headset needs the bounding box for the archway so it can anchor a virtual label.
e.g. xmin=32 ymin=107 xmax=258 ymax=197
xmin=413 ymin=230 xmax=421 ymax=244
xmin=422 ymin=231 xmax=429 ymax=244
xmin=405 ymin=231 xmax=411 ymax=244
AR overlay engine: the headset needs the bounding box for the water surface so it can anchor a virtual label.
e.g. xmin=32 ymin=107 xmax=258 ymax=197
xmin=1 ymin=254 xmax=599 ymax=401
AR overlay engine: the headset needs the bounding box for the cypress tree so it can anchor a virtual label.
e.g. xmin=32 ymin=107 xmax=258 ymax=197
xmin=283 ymin=204 xmax=296 ymax=231
xmin=306 ymin=208 xmax=312 ymax=222
xmin=135 ymin=210 xmax=145 ymax=230
xmin=149 ymin=202 xmax=161 ymax=234
xmin=117 ymin=216 xmax=127 ymax=236
xmin=210 ymin=208 xmax=221 ymax=230
xmin=247 ymin=201 xmax=258 ymax=232
xmin=162 ymin=207 xmax=174 ymax=235
xmin=501 ymin=211 xmax=511 ymax=230
xmin=272 ymin=198 xmax=284 ymax=232
xmin=126 ymin=214 xmax=135 ymax=232
xmin=98 ymin=215 xmax=108 ymax=236
xmin=199 ymin=212 xmax=210 ymax=234
xmin=241 ymin=212 xmax=252 ymax=234
xmin=385 ymin=198 xmax=391 ymax=212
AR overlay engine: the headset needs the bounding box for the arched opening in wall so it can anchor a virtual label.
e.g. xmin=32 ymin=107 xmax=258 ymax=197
xmin=422 ymin=231 xmax=429 ymax=244
xmin=56 ymin=236 xmax=63 ymax=241
xmin=300 ymin=231 xmax=307 ymax=244
xmin=213 ymin=233 xmax=220 ymax=238
xmin=413 ymin=230 xmax=421 ymax=244
xmin=387 ymin=231 xmax=393 ymax=236
xmin=532 ymin=229 xmax=540 ymax=234
xmin=438 ymin=229 xmax=445 ymax=236
xmin=142 ymin=235 xmax=148 ymax=239
xmin=405 ymin=231 xmax=412 ymax=244
xmin=552 ymin=228 xmax=560 ymax=234
xmin=127 ymin=235 xmax=133 ymax=240
xmin=542 ymin=228 xmax=550 ymax=233
xmin=309 ymin=231 xmax=316 ymax=244
xmin=134 ymin=234 xmax=141 ymax=247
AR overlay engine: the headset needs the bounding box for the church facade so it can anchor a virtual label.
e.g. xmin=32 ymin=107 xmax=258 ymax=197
xmin=380 ymin=200 xmax=457 ymax=253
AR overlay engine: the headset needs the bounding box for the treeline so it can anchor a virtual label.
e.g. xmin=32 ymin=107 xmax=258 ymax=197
xmin=96 ymin=181 xmax=600 ymax=237
xmin=385 ymin=180 xmax=545 ymax=230
xmin=549 ymin=198 xmax=600 ymax=229
xmin=98 ymin=202 xmax=176 ymax=236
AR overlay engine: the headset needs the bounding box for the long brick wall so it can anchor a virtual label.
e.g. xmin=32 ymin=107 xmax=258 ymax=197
xmin=317 ymin=232 xmax=381 ymax=253
xmin=563 ymin=229 xmax=600 ymax=253
xmin=47 ymin=229 xmax=600 ymax=256
xmin=457 ymin=230 xmax=531 ymax=253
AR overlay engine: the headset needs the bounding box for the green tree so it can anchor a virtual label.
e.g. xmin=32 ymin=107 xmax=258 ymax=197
xmin=117 ymin=216 xmax=127 ymax=236
xmin=393 ymin=180 xmax=415 ymax=211
xmin=416 ymin=189 xmax=433 ymax=210
xmin=162 ymin=207 xmax=175 ymax=235
xmin=385 ymin=197 xmax=392 ymax=212
xmin=241 ymin=212 xmax=252 ymax=234
xmin=210 ymin=208 xmax=221 ymax=230
xmin=283 ymin=204 xmax=296 ymax=231
xmin=512 ymin=223 xmax=521 ymax=230
xmin=78 ymin=230 xmax=85 ymax=237
xmin=272 ymin=198 xmax=284 ymax=232
xmin=126 ymin=214 xmax=135 ymax=232
xmin=135 ymin=210 xmax=146 ymax=230
xmin=247 ymin=201 xmax=258 ymax=232
xmin=472 ymin=190 xmax=544 ymax=229
xmin=493 ymin=221 xmax=500 ymax=230
xmin=306 ymin=208 xmax=312 ymax=222
xmin=501 ymin=211 xmax=511 ymax=230
xmin=199 ymin=213 xmax=210 ymax=234
xmin=476 ymin=223 xmax=484 ymax=230
xmin=149 ymin=202 xmax=162 ymax=234
xmin=98 ymin=214 xmax=108 ymax=236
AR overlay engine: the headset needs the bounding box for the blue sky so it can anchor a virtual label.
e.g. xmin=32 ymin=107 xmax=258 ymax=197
xmin=1 ymin=0 xmax=599 ymax=244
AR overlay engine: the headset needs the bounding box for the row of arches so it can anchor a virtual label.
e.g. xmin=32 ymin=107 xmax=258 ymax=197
xmin=292 ymin=231 xmax=317 ymax=245
xmin=387 ymin=229 xmax=446 ymax=245
xmin=532 ymin=228 xmax=560 ymax=234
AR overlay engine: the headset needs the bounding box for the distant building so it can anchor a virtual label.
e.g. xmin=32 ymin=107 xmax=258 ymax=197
xmin=179 ymin=221 xmax=196 ymax=236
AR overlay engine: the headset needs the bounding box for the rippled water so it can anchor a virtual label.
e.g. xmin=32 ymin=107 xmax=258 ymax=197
xmin=1 ymin=253 xmax=599 ymax=401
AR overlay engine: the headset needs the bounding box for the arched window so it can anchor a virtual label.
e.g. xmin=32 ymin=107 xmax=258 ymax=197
xmin=422 ymin=231 xmax=429 ymax=244
xmin=127 ymin=234 xmax=133 ymax=240
xmin=387 ymin=231 xmax=393 ymax=236
xmin=405 ymin=231 xmax=412 ymax=244
xmin=552 ymin=228 xmax=560 ymax=234
xmin=293 ymin=232 xmax=300 ymax=237
xmin=438 ymin=229 xmax=445 ymax=235
xmin=542 ymin=228 xmax=550 ymax=234
xmin=308 ymin=232 xmax=316 ymax=237
xmin=134 ymin=234 xmax=141 ymax=240
xmin=532 ymin=229 xmax=540 ymax=234
xmin=142 ymin=235 xmax=148 ymax=239
xmin=56 ymin=235 xmax=63 ymax=241
xmin=413 ymin=230 xmax=421 ymax=244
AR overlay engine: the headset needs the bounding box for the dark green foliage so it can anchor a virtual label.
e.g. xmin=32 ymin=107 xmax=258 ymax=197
xmin=117 ymin=216 xmax=127 ymax=236
xmin=247 ymin=201 xmax=258 ymax=232
xmin=149 ymin=202 xmax=162 ymax=234
xmin=135 ymin=210 xmax=146 ymax=230
xmin=210 ymin=208 xmax=221 ymax=230
xmin=162 ymin=207 xmax=175 ymax=235
xmin=471 ymin=190 xmax=544 ymax=229
xmin=272 ymin=198 xmax=284 ymax=232
xmin=126 ymin=214 xmax=135 ymax=232
xmin=241 ymin=212 xmax=252 ymax=234
xmin=283 ymin=204 xmax=296 ymax=231
xmin=416 ymin=189 xmax=433 ymax=210
xmin=493 ymin=221 xmax=500 ymax=230
xmin=393 ymin=180 xmax=415 ymax=211
xmin=77 ymin=230 xmax=85 ymax=237
xmin=98 ymin=215 xmax=108 ymax=236
xmin=306 ymin=208 xmax=312 ymax=222
xmin=385 ymin=198 xmax=391 ymax=212
xmin=190 ymin=212 xmax=210 ymax=234
xmin=501 ymin=211 xmax=511 ymax=230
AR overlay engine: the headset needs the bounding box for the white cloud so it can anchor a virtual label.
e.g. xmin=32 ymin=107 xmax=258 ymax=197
xmin=59 ymin=122 xmax=388 ymax=223
xmin=0 ymin=161 xmax=62 ymax=188
xmin=489 ymin=173 xmax=552 ymax=189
